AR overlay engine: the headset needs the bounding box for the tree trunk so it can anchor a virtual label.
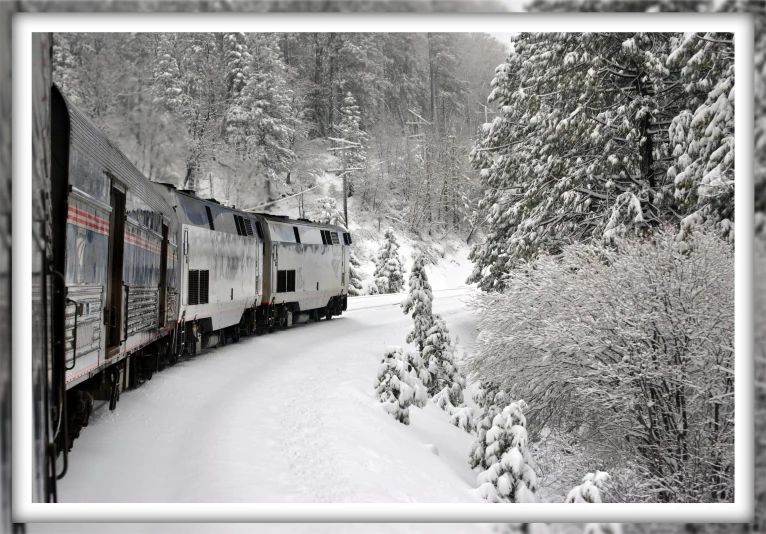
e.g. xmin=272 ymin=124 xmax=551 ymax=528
xmin=428 ymin=34 xmax=438 ymax=138
xmin=313 ymin=33 xmax=324 ymax=138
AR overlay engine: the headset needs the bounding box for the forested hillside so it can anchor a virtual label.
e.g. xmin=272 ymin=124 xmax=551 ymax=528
xmin=52 ymin=32 xmax=507 ymax=238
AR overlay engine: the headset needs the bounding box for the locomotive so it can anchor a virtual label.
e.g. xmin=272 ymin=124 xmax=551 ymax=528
xmin=29 ymin=34 xmax=351 ymax=503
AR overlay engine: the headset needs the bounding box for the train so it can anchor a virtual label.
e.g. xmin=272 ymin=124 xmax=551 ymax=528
xmin=28 ymin=32 xmax=352 ymax=504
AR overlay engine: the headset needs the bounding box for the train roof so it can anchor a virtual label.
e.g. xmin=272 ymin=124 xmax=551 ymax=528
xmin=252 ymin=212 xmax=348 ymax=233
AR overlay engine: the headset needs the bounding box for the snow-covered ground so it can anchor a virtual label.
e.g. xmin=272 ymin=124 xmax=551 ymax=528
xmin=54 ymin=287 xmax=482 ymax=505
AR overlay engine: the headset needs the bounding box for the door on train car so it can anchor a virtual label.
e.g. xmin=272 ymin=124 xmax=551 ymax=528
xmin=158 ymin=222 xmax=169 ymax=327
xmin=106 ymin=183 xmax=126 ymax=358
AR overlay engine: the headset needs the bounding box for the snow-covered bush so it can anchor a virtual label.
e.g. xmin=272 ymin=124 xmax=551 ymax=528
xmin=373 ymin=345 xmax=428 ymax=425
xmin=469 ymin=382 xmax=509 ymax=471
xmin=373 ymin=227 xmax=405 ymax=294
xmin=566 ymin=471 xmax=611 ymax=503
xmin=467 ymin=229 xmax=734 ymax=503
xmin=422 ymin=315 xmax=465 ymax=403
xmin=476 ymin=400 xmax=539 ymax=503
xmin=401 ymin=255 xmax=434 ymax=351
xmin=315 ymin=196 xmax=346 ymax=228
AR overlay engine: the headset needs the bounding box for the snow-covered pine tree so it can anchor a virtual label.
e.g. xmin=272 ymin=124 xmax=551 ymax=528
xmin=239 ymin=33 xmax=297 ymax=177
xmin=373 ymin=227 xmax=405 ymax=294
xmin=469 ymin=382 xmax=509 ymax=470
xmin=476 ymin=400 xmax=538 ymax=503
xmin=223 ymin=33 xmax=252 ymax=153
xmin=373 ymin=346 xmax=429 ymax=425
xmin=224 ymin=32 xmax=250 ymax=99
xmin=152 ymin=34 xmax=184 ymax=113
xmin=666 ymin=32 xmax=735 ymax=241
xmin=315 ymin=196 xmax=347 ymax=228
xmin=401 ymin=255 xmax=435 ymax=352
xmin=566 ymin=471 xmax=611 ymax=503
xmin=467 ymin=32 xmax=715 ymax=290
xmin=334 ymin=92 xmax=368 ymax=197
xmin=422 ymin=314 xmax=466 ymax=404
xmin=347 ymin=247 xmax=364 ymax=297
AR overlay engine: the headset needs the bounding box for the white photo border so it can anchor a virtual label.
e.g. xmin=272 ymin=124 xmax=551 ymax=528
xmin=12 ymin=11 xmax=754 ymax=523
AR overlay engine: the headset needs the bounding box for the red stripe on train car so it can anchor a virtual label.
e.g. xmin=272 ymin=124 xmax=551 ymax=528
xmin=67 ymin=215 xmax=110 ymax=234
xmin=68 ymin=206 xmax=110 ymax=229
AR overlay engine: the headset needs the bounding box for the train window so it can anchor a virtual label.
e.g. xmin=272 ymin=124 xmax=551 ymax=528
xmin=293 ymin=227 xmax=301 ymax=244
xmin=320 ymin=230 xmax=327 ymax=245
xmin=254 ymin=220 xmax=264 ymax=239
xmin=188 ymin=270 xmax=210 ymax=305
xmin=233 ymin=215 xmax=244 ymax=236
xmin=331 ymin=232 xmax=340 ymax=245
xmin=244 ymin=219 xmax=254 ymax=236
xmin=343 ymin=232 xmax=352 ymax=245
xmin=287 ymin=270 xmax=296 ymax=292
xmin=205 ymin=206 xmax=215 ymax=231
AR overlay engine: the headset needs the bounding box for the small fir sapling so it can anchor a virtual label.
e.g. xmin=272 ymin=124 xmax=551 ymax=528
xmin=422 ymin=315 xmax=466 ymax=403
xmin=470 ymin=382 xmax=509 ymax=470
xmin=401 ymin=255 xmax=435 ymax=352
xmin=373 ymin=227 xmax=405 ymax=294
xmin=476 ymin=400 xmax=538 ymax=503
xmin=373 ymin=345 xmax=428 ymax=425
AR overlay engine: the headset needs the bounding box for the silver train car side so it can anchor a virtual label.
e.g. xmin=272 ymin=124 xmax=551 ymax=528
xmin=32 ymin=84 xmax=352 ymax=501
xmin=255 ymin=214 xmax=350 ymax=325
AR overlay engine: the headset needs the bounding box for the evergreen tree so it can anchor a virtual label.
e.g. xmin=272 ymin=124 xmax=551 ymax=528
xmin=422 ymin=315 xmax=466 ymax=403
xmin=469 ymin=382 xmax=509 ymax=470
xmin=666 ymin=32 xmax=735 ymax=240
xmin=373 ymin=227 xmax=405 ymax=294
xmin=223 ymin=32 xmax=252 ymax=153
xmin=224 ymin=32 xmax=251 ymax=99
xmin=401 ymin=255 xmax=434 ymax=352
xmin=335 ymin=92 xmax=368 ymax=197
xmin=476 ymin=400 xmax=538 ymax=503
xmin=152 ymin=34 xmax=184 ymax=114
xmin=348 ymin=247 xmax=364 ymax=297
xmin=466 ymin=32 xmax=727 ymax=290
xmin=240 ymin=33 xmax=297 ymax=177
xmin=373 ymin=345 xmax=429 ymax=425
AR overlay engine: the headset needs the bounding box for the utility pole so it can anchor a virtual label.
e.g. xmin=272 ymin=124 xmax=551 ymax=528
xmin=327 ymin=137 xmax=363 ymax=228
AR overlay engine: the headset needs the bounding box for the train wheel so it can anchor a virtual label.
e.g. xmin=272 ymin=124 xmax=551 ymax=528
xmin=325 ymin=308 xmax=332 ymax=321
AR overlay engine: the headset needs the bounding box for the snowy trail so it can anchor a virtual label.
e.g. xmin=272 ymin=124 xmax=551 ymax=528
xmin=56 ymin=287 xmax=483 ymax=505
